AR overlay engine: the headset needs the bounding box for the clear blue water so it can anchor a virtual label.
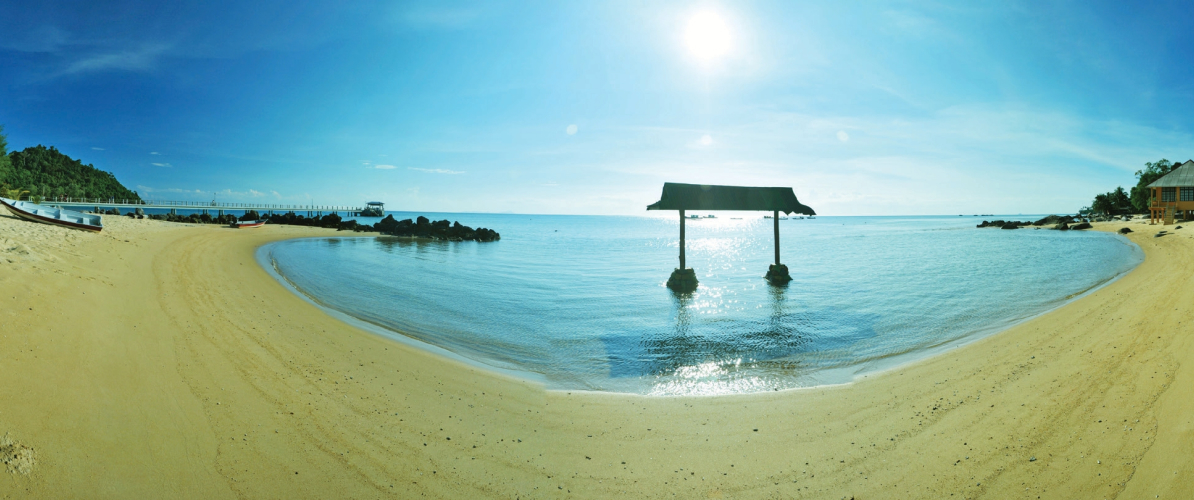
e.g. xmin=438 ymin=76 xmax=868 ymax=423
xmin=261 ymin=213 xmax=1142 ymax=396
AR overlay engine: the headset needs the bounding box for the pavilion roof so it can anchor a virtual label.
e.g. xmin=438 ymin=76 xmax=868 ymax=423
xmin=646 ymin=182 xmax=815 ymax=215
xmin=1148 ymin=160 xmax=1194 ymax=188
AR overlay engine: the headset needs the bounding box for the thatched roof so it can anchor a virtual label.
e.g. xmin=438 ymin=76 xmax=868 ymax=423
xmin=646 ymin=182 xmax=815 ymax=215
xmin=1147 ymin=160 xmax=1194 ymax=188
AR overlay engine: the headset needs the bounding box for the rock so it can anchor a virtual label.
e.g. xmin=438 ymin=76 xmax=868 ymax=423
xmin=135 ymin=207 xmax=144 ymax=216
xmin=1054 ymin=222 xmax=1069 ymax=230
xmin=1071 ymin=222 xmax=1092 ymax=230
xmin=1119 ymin=227 xmax=1132 ymax=234
xmin=1034 ymin=215 xmax=1065 ymax=226
xmin=765 ymin=264 xmax=791 ymax=284
xmin=1177 ymin=226 xmax=1184 ymax=230
xmin=1000 ymin=223 xmax=1020 ymax=229
xmin=667 ymin=268 xmax=698 ymax=292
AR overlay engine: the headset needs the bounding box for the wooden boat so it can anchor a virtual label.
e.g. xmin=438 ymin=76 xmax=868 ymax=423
xmin=0 ymin=197 xmax=103 ymax=232
xmin=231 ymin=219 xmax=266 ymax=228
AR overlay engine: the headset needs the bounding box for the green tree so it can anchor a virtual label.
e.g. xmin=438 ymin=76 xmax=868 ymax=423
xmin=0 ymin=125 xmax=11 ymax=182
xmin=1093 ymin=186 xmax=1132 ymax=215
xmin=1130 ymin=159 xmax=1177 ymax=213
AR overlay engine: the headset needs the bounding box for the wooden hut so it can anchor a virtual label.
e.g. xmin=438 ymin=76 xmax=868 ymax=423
xmin=647 ymin=183 xmax=816 ymax=291
xmin=1148 ymin=160 xmax=1194 ymax=225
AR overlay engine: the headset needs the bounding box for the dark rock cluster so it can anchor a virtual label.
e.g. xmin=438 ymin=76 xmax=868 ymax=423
xmin=370 ymin=215 xmax=500 ymax=242
xmin=264 ymin=212 xmax=500 ymax=241
xmin=124 ymin=208 xmax=501 ymax=241
xmin=143 ymin=212 xmax=243 ymax=224
xmin=265 ymin=211 xmax=346 ymax=229
xmin=976 ymin=219 xmax=1033 ymax=229
xmin=977 ymin=214 xmax=1094 ymax=231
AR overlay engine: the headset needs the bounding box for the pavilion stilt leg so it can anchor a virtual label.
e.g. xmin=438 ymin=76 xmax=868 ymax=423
xmin=667 ymin=209 xmax=698 ymax=292
xmin=766 ymin=210 xmax=792 ymax=284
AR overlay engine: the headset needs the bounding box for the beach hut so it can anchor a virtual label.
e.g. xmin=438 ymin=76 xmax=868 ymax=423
xmin=647 ymin=182 xmax=816 ymax=291
xmin=1148 ymin=160 xmax=1194 ymax=225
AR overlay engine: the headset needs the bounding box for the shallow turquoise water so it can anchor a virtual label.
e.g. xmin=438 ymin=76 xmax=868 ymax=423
xmin=261 ymin=214 xmax=1141 ymax=395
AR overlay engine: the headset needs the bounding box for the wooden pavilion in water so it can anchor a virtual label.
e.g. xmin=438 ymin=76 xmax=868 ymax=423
xmin=647 ymin=182 xmax=816 ymax=291
xmin=1148 ymin=160 xmax=1194 ymax=225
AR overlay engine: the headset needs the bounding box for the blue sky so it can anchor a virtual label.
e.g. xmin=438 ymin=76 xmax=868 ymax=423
xmin=2 ymin=0 xmax=1193 ymax=215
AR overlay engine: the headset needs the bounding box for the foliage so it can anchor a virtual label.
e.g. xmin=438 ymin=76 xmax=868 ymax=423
xmin=3 ymin=187 xmax=29 ymax=200
xmin=1130 ymin=159 xmax=1176 ymax=213
xmin=1092 ymin=186 xmax=1132 ymax=215
xmin=1 ymin=144 xmax=141 ymax=202
xmin=0 ymin=126 xmax=10 ymax=183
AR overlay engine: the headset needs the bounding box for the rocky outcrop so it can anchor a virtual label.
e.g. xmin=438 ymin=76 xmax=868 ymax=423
xmin=148 ymin=213 xmax=240 ymax=225
xmin=1032 ymin=215 xmax=1076 ymax=226
xmin=370 ymin=215 xmax=500 ymax=242
xmin=977 ymin=220 xmax=1032 ymax=228
xmin=1119 ymin=227 xmax=1133 ymax=234
xmin=979 ymin=214 xmax=1100 ymax=231
xmin=264 ymin=211 xmax=344 ymax=229
xmin=141 ymin=210 xmax=501 ymax=241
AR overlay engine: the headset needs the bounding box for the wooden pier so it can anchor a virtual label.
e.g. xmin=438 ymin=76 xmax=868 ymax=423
xmin=38 ymin=197 xmax=368 ymax=217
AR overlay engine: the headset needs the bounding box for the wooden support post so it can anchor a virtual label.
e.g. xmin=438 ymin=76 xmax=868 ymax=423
xmin=773 ymin=210 xmax=780 ymax=265
xmin=679 ymin=209 xmax=686 ymax=269
xmin=766 ymin=210 xmax=791 ymax=285
xmin=667 ymin=209 xmax=698 ymax=292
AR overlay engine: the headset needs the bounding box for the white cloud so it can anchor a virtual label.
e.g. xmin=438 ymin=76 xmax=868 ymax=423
xmin=151 ymin=162 xmax=173 ymax=167
xmin=59 ymin=43 xmax=170 ymax=77
xmin=149 ymin=151 xmax=160 ymax=155
xmin=566 ymin=124 xmax=578 ymax=135
xmin=837 ymin=130 xmax=850 ymax=142
xmin=374 ymin=164 xmax=397 ymax=170
xmin=91 ymin=147 xmax=105 ymax=151
xmin=409 ymin=167 xmax=464 ymax=174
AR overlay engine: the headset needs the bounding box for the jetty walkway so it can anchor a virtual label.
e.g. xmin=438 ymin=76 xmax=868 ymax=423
xmin=41 ymin=197 xmax=367 ymax=217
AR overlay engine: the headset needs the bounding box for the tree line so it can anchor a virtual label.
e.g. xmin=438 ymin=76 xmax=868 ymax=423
xmin=0 ymin=125 xmax=141 ymax=203
xmin=1089 ymin=159 xmax=1178 ymax=215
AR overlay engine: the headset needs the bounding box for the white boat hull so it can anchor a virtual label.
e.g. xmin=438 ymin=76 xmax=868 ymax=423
xmin=0 ymin=197 xmax=104 ymax=232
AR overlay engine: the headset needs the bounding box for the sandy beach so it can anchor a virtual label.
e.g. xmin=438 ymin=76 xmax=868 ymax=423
xmin=1 ymin=213 xmax=1191 ymax=498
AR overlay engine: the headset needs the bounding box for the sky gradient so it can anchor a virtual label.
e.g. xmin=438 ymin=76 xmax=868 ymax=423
xmin=3 ymin=0 xmax=1194 ymax=215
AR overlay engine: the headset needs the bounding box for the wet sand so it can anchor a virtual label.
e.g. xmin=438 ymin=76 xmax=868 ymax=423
xmin=1 ymin=213 xmax=1191 ymax=498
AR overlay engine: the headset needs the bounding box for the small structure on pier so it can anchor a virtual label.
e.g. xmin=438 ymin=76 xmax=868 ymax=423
xmin=361 ymin=201 xmax=386 ymax=217
xmin=1147 ymin=160 xmax=1194 ymax=225
xmin=647 ymin=182 xmax=816 ymax=291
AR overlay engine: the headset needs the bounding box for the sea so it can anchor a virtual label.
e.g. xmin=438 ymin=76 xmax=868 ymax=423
xmin=258 ymin=213 xmax=1142 ymax=396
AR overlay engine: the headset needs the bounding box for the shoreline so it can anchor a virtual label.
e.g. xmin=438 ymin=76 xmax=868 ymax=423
xmin=257 ymin=229 xmax=1144 ymax=398
xmin=2 ymin=214 xmax=1191 ymax=498
xmin=254 ymin=239 xmax=549 ymax=387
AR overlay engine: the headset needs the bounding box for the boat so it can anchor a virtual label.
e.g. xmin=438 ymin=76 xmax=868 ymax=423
xmin=0 ymin=197 xmax=103 ymax=232
xmin=360 ymin=201 xmax=385 ymax=217
xmin=231 ymin=219 xmax=266 ymax=228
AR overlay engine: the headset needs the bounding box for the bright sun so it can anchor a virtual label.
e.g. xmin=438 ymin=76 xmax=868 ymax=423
xmin=685 ymin=12 xmax=730 ymax=60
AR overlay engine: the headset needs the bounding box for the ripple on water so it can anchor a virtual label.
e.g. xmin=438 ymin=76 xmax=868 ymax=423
xmin=264 ymin=214 xmax=1142 ymax=395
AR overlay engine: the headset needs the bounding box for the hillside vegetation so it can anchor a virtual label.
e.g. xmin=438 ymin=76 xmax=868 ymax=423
xmin=0 ymin=127 xmax=140 ymax=202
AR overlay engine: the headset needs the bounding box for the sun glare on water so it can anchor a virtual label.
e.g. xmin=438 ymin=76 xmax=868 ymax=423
xmin=685 ymin=12 xmax=730 ymax=60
